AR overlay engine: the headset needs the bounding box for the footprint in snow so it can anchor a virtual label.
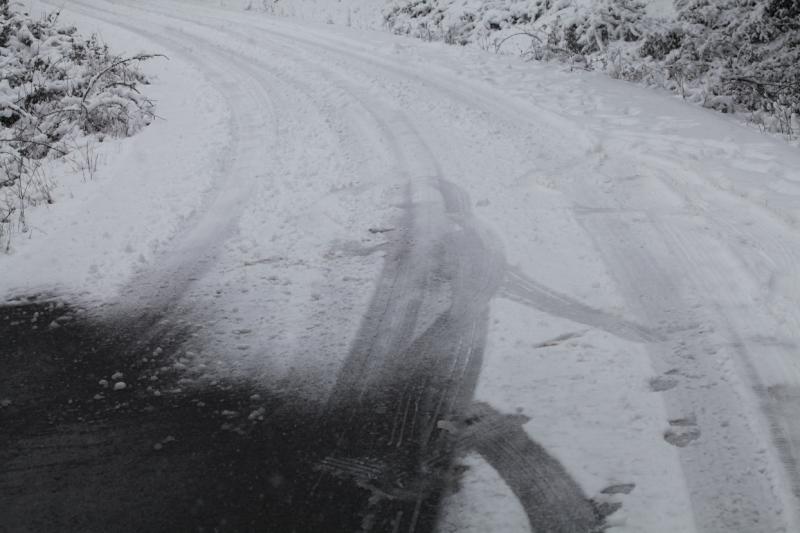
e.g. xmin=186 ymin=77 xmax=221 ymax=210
xmin=664 ymin=415 xmax=701 ymax=447
xmin=649 ymin=375 xmax=678 ymax=392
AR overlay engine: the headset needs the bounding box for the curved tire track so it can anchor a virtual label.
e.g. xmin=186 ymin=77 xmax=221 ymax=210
xmin=5 ymin=1 xmax=608 ymax=532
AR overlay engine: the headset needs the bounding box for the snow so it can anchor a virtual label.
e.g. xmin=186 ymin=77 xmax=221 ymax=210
xmin=646 ymin=0 xmax=676 ymax=18
xmin=1 ymin=7 xmax=227 ymax=303
xmin=5 ymin=0 xmax=800 ymax=532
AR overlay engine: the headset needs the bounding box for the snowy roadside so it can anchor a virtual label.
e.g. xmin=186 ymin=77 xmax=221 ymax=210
xmin=247 ymin=0 xmax=800 ymax=148
xmin=1 ymin=2 xmax=230 ymax=303
xmin=5 ymin=1 xmax=800 ymax=532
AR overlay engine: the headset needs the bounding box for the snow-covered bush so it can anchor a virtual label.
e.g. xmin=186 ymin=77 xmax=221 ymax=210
xmin=663 ymin=0 xmax=799 ymax=129
xmin=250 ymin=0 xmax=384 ymax=29
xmin=575 ymin=0 xmax=647 ymax=52
xmin=383 ymin=0 xmax=800 ymax=141
xmin=384 ymin=0 xmax=650 ymax=56
xmin=0 ymin=0 xmax=159 ymax=250
xmin=639 ymin=28 xmax=683 ymax=60
xmin=385 ymin=0 xmax=545 ymax=46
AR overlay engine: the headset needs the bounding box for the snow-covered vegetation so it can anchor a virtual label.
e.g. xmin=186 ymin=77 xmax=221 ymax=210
xmin=0 ymin=0 xmax=158 ymax=250
xmin=246 ymin=0 xmax=382 ymax=28
xmin=383 ymin=0 xmax=800 ymax=139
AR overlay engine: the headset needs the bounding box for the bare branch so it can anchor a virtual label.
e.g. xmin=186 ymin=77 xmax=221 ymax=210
xmin=80 ymin=53 xmax=167 ymax=106
xmin=494 ymin=31 xmax=544 ymax=54
xmin=0 ymin=139 xmax=69 ymax=155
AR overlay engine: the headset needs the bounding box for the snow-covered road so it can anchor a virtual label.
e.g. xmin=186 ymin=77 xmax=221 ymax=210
xmin=4 ymin=0 xmax=800 ymax=531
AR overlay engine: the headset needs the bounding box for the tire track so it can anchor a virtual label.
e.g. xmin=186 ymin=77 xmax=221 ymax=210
xmin=10 ymin=2 xmax=609 ymax=532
